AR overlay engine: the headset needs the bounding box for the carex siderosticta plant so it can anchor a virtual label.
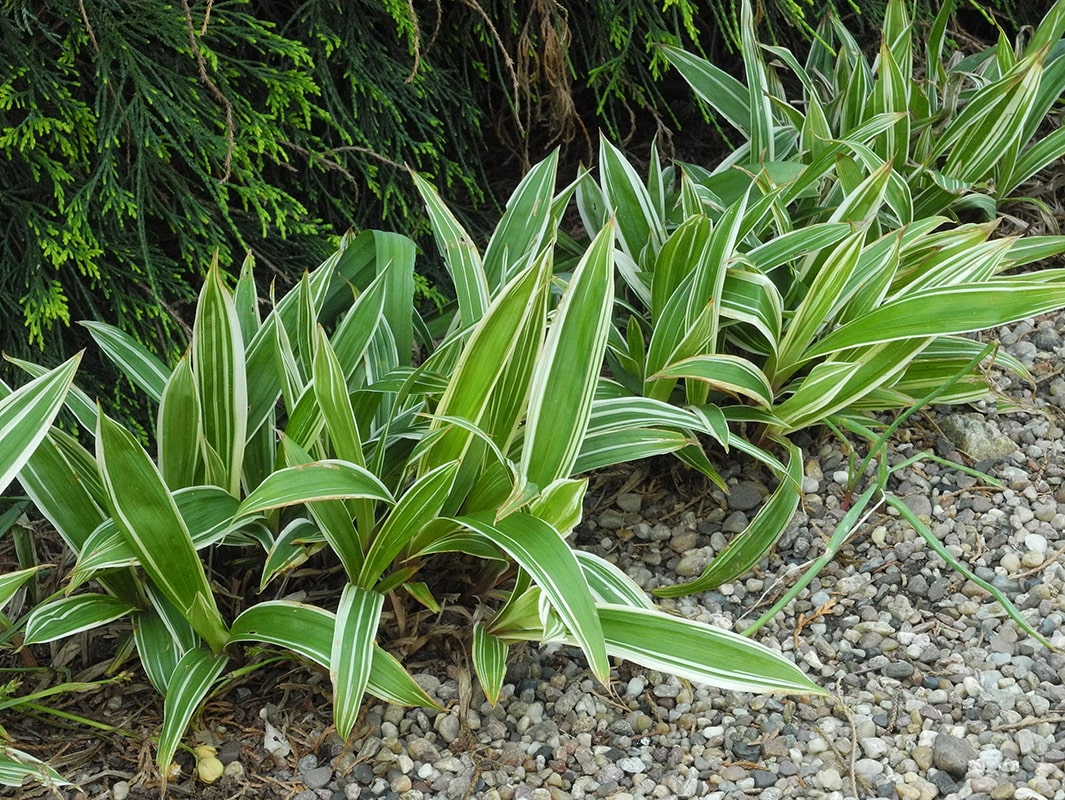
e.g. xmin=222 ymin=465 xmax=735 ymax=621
xmin=7 ymin=0 xmax=1065 ymax=788
xmin=10 ymin=151 xmax=823 ymax=782
xmin=572 ymin=0 xmax=1065 ymax=637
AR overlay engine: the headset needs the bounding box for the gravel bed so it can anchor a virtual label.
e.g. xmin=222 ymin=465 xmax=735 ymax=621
xmin=66 ymin=313 xmax=1065 ymax=800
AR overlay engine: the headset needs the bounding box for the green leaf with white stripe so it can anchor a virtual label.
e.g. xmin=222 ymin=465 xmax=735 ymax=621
xmin=661 ymin=45 xmax=751 ymax=137
xmin=96 ymin=411 xmax=228 ymax=653
xmin=359 ymin=461 xmax=459 ymax=587
xmin=574 ymin=429 xmax=697 ymax=474
xmin=600 ymin=138 xmax=665 ymax=264
xmin=482 ymin=151 xmax=559 ymax=290
xmin=575 ymin=552 xmax=655 ymax=610
xmin=473 ymin=623 xmax=509 ymax=705
xmin=0 ymin=354 xmax=80 ymax=494
xmin=651 ymin=355 xmax=773 ymax=408
xmin=332 ymin=584 xmax=384 ymax=738
xmin=740 ymin=0 xmax=774 ymax=161
xmin=594 ymin=605 xmax=826 ymax=696
xmin=24 ymin=594 xmax=137 ymax=644
xmin=192 ymin=258 xmax=247 ymax=497
xmin=133 ymin=606 xmax=188 ymax=694
xmin=228 ymin=601 xmax=437 ymax=707
xmin=0 ymin=566 xmax=40 ymax=613
xmin=451 ymin=511 xmax=609 ymax=682
xmin=521 ymin=222 xmax=614 ymax=490
xmin=654 ymin=441 xmax=802 ymax=596
xmin=412 ymin=171 xmax=489 ymax=326
xmin=803 ymin=280 xmax=1065 ymax=360
xmin=0 ymin=747 xmax=73 ymax=789
xmin=238 ymin=460 xmax=393 ymax=516
xmin=80 ymin=321 xmax=169 ymax=403
xmin=157 ymin=648 xmax=228 ymax=772
xmin=157 ymin=354 xmax=202 ymax=491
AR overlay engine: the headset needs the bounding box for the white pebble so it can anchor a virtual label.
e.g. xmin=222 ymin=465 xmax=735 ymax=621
xmin=1024 ymin=532 xmax=1048 ymax=554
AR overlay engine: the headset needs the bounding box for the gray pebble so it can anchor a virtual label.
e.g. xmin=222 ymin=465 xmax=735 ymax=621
xmin=728 ymin=481 xmax=765 ymax=511
xmin=932 ymin=733 xmax=978 ymax=778
xmin=303 ymin=766 xmax=334 ymax=790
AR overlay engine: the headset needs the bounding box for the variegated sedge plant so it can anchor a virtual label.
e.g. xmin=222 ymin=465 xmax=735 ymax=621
xmin=15 ymin=152 xmax=825 ymax=780
xmin=572 ymin=4 xmax=1065 ymax=627
xmin=659 ymin=0 xmax=1065 ymax=227
xmin=0 ymin=355 xmax=96 ymax=789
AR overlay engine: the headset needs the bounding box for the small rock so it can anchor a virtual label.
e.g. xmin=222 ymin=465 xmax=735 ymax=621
xmin=817 ymin=768 xmax=843 ymax=791
xmin=933 ymin=732 xmax=978 ymax=778
xmin=940 ymin=414 xmax=1016 ymax=461
xmin=113 ymin=781 xmax=131 ymax=800
xmin=617 ymin=493 xmax=643 ymax=513
xmin=728 ymin=482 xmax=765 ymax=511
xmin=303 ymin=766 xmax=333 ymax=790
xmin=722 ymin=511 xmax=749 ymax=533
xmin=597 ymin=509 xmax=625 ymax=530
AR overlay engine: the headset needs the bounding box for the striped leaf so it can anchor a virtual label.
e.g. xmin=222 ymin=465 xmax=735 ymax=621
xmin=0 ymin=566 xmax=40 ymax=613
xmin=0 ymin=747 xmax=72 ymax=789
xmin=740 ymin=0 xmax=774 ymax=161
xmin=132 ymin=607 xmax=188 ymax=694
xmin=654 ymin=441 xmax=802 ymax=596
xmin=575 ymin=552 xmax=655 ymax=610
xmin=80 ymin=321 xmax=169 ymax=402
xmin=473 ymin=623 xmax=509 ymax=705
xmin=600 ymin=138 xmax=665 ymax=264
xmin=238 ymin=460 xmax=393 ymax=516
xmin=24 ymin=594 xmax=137 ymax=644
xmin=574 ymin=429 xmax=696 ymax=474
xmin=157 ymin=354 xmax=202 ymax=490
xmin=0 ymin=354 xmax=80 ymax=494
xmin=661 ymin=46 xmax=751 ymax=136
xmin=260 ymin=518 xmax=324 ymax=591
xmin=14 ymin=429 xmax=106 ymax=554
xmin=651 ymin=355 xmax=773 ymax=408
xmin=228 ymin=601 xmax=437 ymax=707
xmin=520 ymin=222 xmax=614 ymax=490
xmin=5 ymin=354 xmax=98 ymax=434
xmin=482 ymin=151 xmax=560 ymax=290
xmin=157 ymin=648 xmax=228 ymax=772
xmin=412 ymin=171 xmax=489 ymax=325
xmin=192 ymin=258 xmax=247 ymax=497
xmin=332 ymin=584 xmax=384 ymax=739
xmin=96 ymin=411 xmax=228 ymax=653
xmin=420 ymin=255 xmax=548 ymax=476
xmin=452 ymin=511 xmax=609 ymax=682
xmin=359 ymin=461 xmax=459 ymax=587
xmin=804 ymin=280 xmax=1065 ymax=359
xmin=595 ymin=605 xmax=827 ymax=696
